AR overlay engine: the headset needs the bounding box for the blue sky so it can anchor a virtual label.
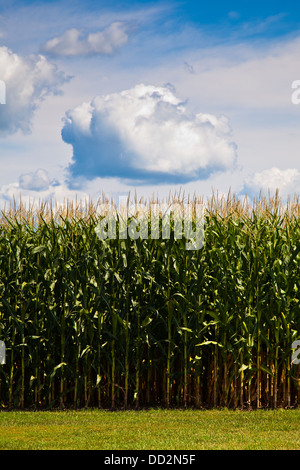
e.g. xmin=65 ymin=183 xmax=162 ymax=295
xmin=0 ymin=0 xmax=300 ymax=206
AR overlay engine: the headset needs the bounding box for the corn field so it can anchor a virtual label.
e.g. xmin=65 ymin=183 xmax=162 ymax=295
xmin=0 ymin=191 xmax=299 ymax=409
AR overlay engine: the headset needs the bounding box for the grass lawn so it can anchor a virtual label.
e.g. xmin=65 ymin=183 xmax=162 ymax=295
xmin=0 ymin=408 xmax=299 ymax=450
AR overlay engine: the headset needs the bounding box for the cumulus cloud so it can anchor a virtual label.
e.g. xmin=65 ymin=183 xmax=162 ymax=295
xmin=0 ymin=173 xmax=132 ymax=211
xmin=19 ymin=168 xmax=56 ymax=192
xmin=0 ymin=46 xmax=68 ymax=136
xmin=61 ymin=84 xmax=237 ymax=185
xmin=0 ymin=175 xmax=87 ymax=209
xmin=242 ymin=167 xmax=300 ymax=199
xmin=42 ymin=22 xmax=131 ymax=56
xmin=0 ymin=168 xmax=63 ymax=208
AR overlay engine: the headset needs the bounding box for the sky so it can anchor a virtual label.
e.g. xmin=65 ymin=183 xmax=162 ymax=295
xmin=0 ymin=0 xmax=300 ymax=208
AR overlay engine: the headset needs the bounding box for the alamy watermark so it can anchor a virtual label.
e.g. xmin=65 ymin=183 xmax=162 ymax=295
xmin=0 ymin=80 xmax=5 ymax=104
xmin=95 ymin=197 xmax=205 ymax=250
xmin=291 ymin=340 xmax=300 ymax=365
xmin=291 ymin=80 xmax=300 ymax=104
xmin=0 ymin=340 xmax=5 ymax=365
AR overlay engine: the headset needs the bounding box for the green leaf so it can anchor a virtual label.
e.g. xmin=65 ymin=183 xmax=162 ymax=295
xmin=178 ymin=327 xmax=193 ymax=334
xmin=195 ymin=341 xmax=223 ymax=348
xmin=32 ymin=245 xmax=46 ymax=254
xmin=260 ymin=365 xmax=274 ymax=377
xmin=50 ymin=363 xmax=67 ymax=381
xmin=206 ymin=311 xmax=220 ymax=321
xmin=141 ymin=316 xmax=153 ymax=328
xmin=96 ymin=374 xmax=102 ymax=387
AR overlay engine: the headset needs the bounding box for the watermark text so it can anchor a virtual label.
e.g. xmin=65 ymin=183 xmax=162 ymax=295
xmin=95 ymin=197 xmax=205 ymax=251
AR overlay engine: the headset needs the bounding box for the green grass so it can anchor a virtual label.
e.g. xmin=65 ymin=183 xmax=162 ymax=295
xmin=0 ymin=409 xmax=299 ymax=450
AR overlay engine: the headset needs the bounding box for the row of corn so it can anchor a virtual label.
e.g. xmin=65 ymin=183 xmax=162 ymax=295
xmin=0 ymin=191 xmax=299 ymax=409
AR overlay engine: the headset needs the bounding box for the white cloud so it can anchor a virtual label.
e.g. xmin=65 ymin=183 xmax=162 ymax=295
xmin=42 ymin=22 xmax=131 ymax=56
xmin=62 ymin=83 xmax=237 ymax=184
xmin=0 ymin=178 xmax=88 ymax=210
xmin=19 ymin=168 xmax=54 ymax=192
xmin=0 ymin=46 xmax=68 ymax=137
xmin=0 ymin=173 xmax=135 ymax=211
xmin=242 ymin=167 xmax=300 ymax=198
